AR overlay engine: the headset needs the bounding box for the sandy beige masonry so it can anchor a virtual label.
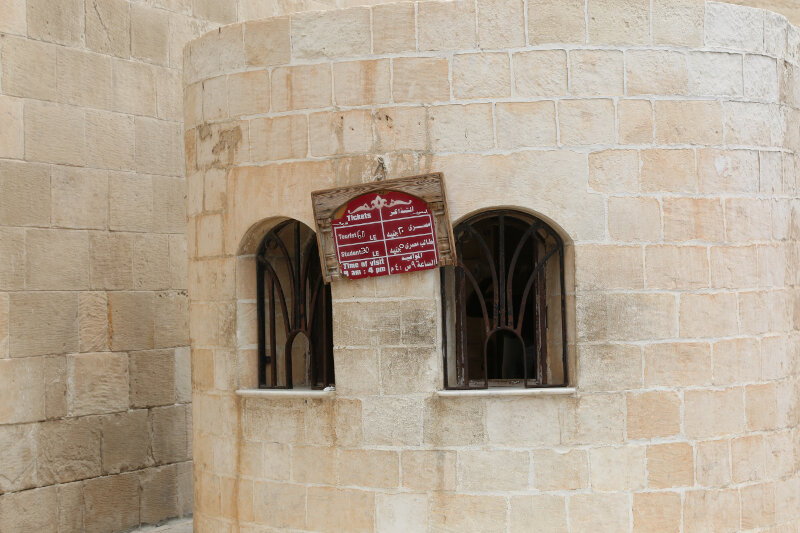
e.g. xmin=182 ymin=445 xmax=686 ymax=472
xmin=181 ymin=1 xmax=800 ymax=532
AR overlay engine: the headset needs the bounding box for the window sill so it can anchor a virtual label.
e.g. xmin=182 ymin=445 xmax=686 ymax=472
xmin=435 ymin=387 xmax=576 ymax=398
xmin=235 ymin=387 xmax=336 ymax=399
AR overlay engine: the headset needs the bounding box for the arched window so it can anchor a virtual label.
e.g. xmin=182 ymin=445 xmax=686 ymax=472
xmin=256 ymin=220 xmax=334 ymax=389
xmin=442 ymin=210 xmax=568 ymax=389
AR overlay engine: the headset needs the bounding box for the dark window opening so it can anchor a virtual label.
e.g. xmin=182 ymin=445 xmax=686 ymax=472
xmin=442 ymin=210 xmax=568 ymax=389
xmin=256 ymin=220 xmax=334 ymax=389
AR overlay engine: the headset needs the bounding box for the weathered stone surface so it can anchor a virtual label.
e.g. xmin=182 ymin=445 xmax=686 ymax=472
xmin=0 ymin=228 xmax=26 ymax=291
xmin=590 ymin=445 xmax=646 ymax=492
xmin=376 ymin=493 xmax=428 ymax=533
xmin=0 ymin=36 xmax=57 ymax=100
xmin=418 ymin=0 xmax=476 ymax=51
xmin=588 ymin=0 xmax=650 ymax=45
xmin=25 ymin=229 xmax=90 ymax=291
xmin=634 ymin=491 xmax=682 ymax=533
xmin=570 ymin=50 xmax=624 ymax=96
xmin=101 ymin=410 xmax=150 ymax=474
xmin=244 ymin=17 xmax=290 ymax=67
xmin=68 ymin=352 xmax=129 ymax=416
xmin=401 ymin=449 xmax=456 ymax=491
xmin=372 ymin=3 xmax=415 ymax=53
xmin=140 ymin=465 xmax=178 ymax=525
xmin=627 ymin=391 xmax=681 ymax=439
xmin=0 ymin=423 xmax=37 ymax=492
xmin=85 ymin=0 xmax=130 ymax=57
xmin=431 ymin=493 xmax=506 ymax=533
xmin=24 ymin=100 xmax=86 ymax=166
xmin=392 ymin=57 xmax=450 ymax=103
xmin=150 ymin=405 xmax=189 ymax=464
xmin=495 ymin=102 xmax=557 ymax=149
xmin=292 ymin=8 xmax=370 ymax=60
xmin=83 ymin=473 xmax=140 ymax=533
xmin=108 ymin=291 xmax=155 ymax=351
xmin=513 ymin=50 xmax=568 ymax=97
xmin=0 ymin=160 xmax=50 ymax=227
xmin=130 ymin=349 xmax=176 ymax=408
xmin=534 ymin=449 xmax=588 ymax=490
xmin=27 ymin=0 xmax=84 ymax=46
xmin=51 ymin=167 xmax=109 ymax=230
xmin=453 ymin=53 xmax=511 ymax=99
xmin=569 ymin=493 xmax=629 ymax=533
xmin=0 ymin=486 xmax=58 ymax=533
xmin=9 ymin=292 xmax=79 ymax=357
xmin=0 ymin=95 xmax=23 ymax=159
xmin=37 ymin=417 xmax=102 ymax=485
xmin=527 ymin=0 xmax=585 ymax=43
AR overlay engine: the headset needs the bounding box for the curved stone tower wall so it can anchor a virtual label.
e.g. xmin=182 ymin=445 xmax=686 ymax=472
xmin=185 ymin=1 xmax=800 ymax=531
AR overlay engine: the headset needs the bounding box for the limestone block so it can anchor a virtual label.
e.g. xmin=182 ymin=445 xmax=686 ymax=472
xmin=401 ymin=449 xmax=456 ymax=491
xmin=51 ymin=167 xmax=108 ymax=230
xmin=705 ymin=2 xmax=764 ymax=51
xmin=775 ymin=477 xmax=800 ymax=523
xmin=196 ymin=121 xmax=249 ymax=171
xmin=0 ymin=486 xmax=58 ymax=533
xmin=607 ymin=196 xmax=661 ymax=242
xmin=37 ymin=417 xmax=102 ymax=484
xmin=477 ymin=0 xmax=524 ymax=48
xmin=732 ymin=434 xmax=766 ymax=483
xmin=0 ymin=357 xmax=45 ymax=423
xmin=332 ymin=299 xmax=436 ymax=347
xmin=330 ymin=60 xmax=387 ymax=108
xmin=527 ymin=0 xmax=585 ymax=44
xmin=579 ymin=292 xmax=677 ymax=342
xmin=698 ymin=148 xmax=759 ymax=194
xmin=685 ymin=387 xmax=745 ymax=438
xmin=627 ymin=391 xmax=681 ymax=439
xmin=101 ymin=410 xmax=150 ymax=474
xmin=307 ymin=486 xmax=374 ymax=533
xmin=0 ymin=36 xmax=57 ymax=100
xmin=663 ymin=197 xmax=723 ymax=242
xmin=495 ymin=101 xmax=556 ymax=149
xmin=683 ymin=489 xmax=740 ymax=533
xmin=292 ymin=7 xmax=370 ymax=60
xmin=379 ymin=346 xmax=439 ymax=395
xmin=108 ymin=291 xmax=155 ymax=351
xmin=130 ymin=349 xmax=176 ymax=408
xmin=0 ymin=160 xmax=50 ymax=227
xmin=712 ymin=337 xmax=759 ymax=385
xmin=196 ymin=214 xmax=223 ymax=257
xmin=202 ymin=75 xmax=228 ymax=122
xmin=27 ymin=0 xmax=84 ymax=46
xmin=0 ymin=95 xmax=23 ymax=159
xmin=376 ymin=493 xmax=427 ymax=533
xmin=9 ymin=292 xmax=79 ymax=357
xmin=578 ymin=343 xmax=642 ymax=391
xmin=177 ymin=461 xmax=193 ymax=517
xmin=570 ymin=50 xmax=624 ymax=96
xmin=618 ymin=100 xmax=654 ymax=144
xmin=745 ymin=55 xmax=779 ymax=101
xmin=271 ymin=64 xmax=332 ymax=111
xmin=140 ymin=465 xmax=178 ymax=525
xmin=726 ymin=198 xmax=773 ymax=242
xmin=188 ymin=258 xmax=234 ymax=302
xmin=569 ymin=493 xmax=629 ymax=533
xmin=483 ymin=396 xmax=562 ymax=446
xmin=533 ymin=449 xmax=588 ymax=490
xmin=89 ymin=233 xmax=133 ymax=290
xmin=459 ymin=450 xmax=529 ymax=491
xmin=135 ymin=117 xmax=182 ymax=176
xmin=695 ymin=439 xmax=731 ymax=487
xmin=0 ymin=0 xmax=26 ymax=35
xmin=513 ymin=50 xmax=568 ymax=97
xmin=133 ymin=234 xmax=170 ymax=290
xmin=375 ymin=107 xmax=426 ymax=151
xmin=155 ymin=292 xmax=189 ymax=349
xmin=372 ymin=3 xmax=415 ymax=53
xmin=428 ymin=104 xmax=494 ymax=151
xmin=253 ymin=481 xmax=307 ymax=528
xmin=738 ymin=291 xmax=791 ymax=337
xmin=562 ymin=394 xmax=625 ymax=445
xmin=765 ymin=430 xmax=794 ymax=478
xmin=46 ymin=357 xmax=69 ymax=420
xmin=292 ymin=446 xmax=336 ymax=484
xmin=85 ymin=110 xmax=136 ymax=171
xmin=589 ymin=0 xmax=651 ymax=44
xmin=418 ymin=0 xmax=476 ymax=51
xmin=590 ymin=445 xmax=646 ymax=491
xmin=633 ymin=491 xmax=682 ymax=533
xmin=392 ymin=57 xmax=450 ymax=103
xmin=56 ymin=47 xmax=112 ymax=109
xmin=641 ymin=149 xmax=696 ymax=193
xmin=24 ymin=100 xmax=85 ymax=166
xmin=453 ymin=53 xmax=510 ymax=99
xmin=192 ymin=0 xmax=235 ymax=23
xmin=83 ymin=473 xmax=140 ymax=533
xmin=244 ymin=399 xmax=305 ymax=442
xmin=646 ymin=245 xmax=709 ymax=290
xmin=746 ymin=383 xmax=778 ymax=431
xmin=338 ymin=448 xmax=399 ymax=488
xmin=424 ymin=397 xmax=486 ymax=446
xmin=154 ymin=68 xmax=180 ymax=122
xmin=68 ymin=352 xmax=129 ymax=416
xmin=687 ymin=52 xmax=743 ymax=97
xmin=724 ymin=101 xmax=783 ymax=147
xmin=85 ymin=0 xmax=130 ymax=57
xmin=25 ymin=229 xmax=89 ymax=291
xmin=576 ymin=245 xmax=643 ymax=291
xmin=244 ymin=17 xmax=290 ymax=67
xmin=656 ymin=100 xmax=723 ymax=145
xmin=248 ymin=114 xmax=307 ymax=162
xmin=626 ymin=51 xmax=687 ymax=96
xmin=0 ymin=292 xmax=7 ymax=356
xmin=0 ymin=229 xmax=24 ymax=292
xmin=431 ymin=493 xmax=506 ymax=533
xmin=112 ymin=59 xmax=157 ymax=116
xmin=558 ymin=99 xmax=615 ymax=145
xmin=509 ymin=495 xmax=567 ymax=533
xmin=227 ymin=71 xmax=268 ymax=119
xmin=150 ymin=405 xmax=188 ymax=464
xmin=169 ymin=235 xmax=188 ymax=290
xmin=741 ymin=483 xmax=776 ymax=530
xmin=310 ymin=110 xmax=374 ymax=156
xmin=653 ymin=0 xmax=704 ymax=46
xmin=57 ymin=481 xmax=85 ymax=532
xmin=152 ymin=176 xmax=186 ymax=234
xmin=647 ymin=442 xmax=694 ymax=488
xmin=680 ymin=293 xmax=738 ymax=338
xmin=131 ymin=4 xmax=168 ymax=65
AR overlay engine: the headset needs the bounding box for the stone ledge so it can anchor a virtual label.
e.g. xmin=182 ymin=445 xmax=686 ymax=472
xmin=235 ymin=387 xmax=336 ymax=399
xmin=435 ymin=387 xmax=577 ymax=398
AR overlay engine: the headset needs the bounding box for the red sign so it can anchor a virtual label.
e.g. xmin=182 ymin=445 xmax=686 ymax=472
xmin=331 ymin=191 xmax=439 ymax=280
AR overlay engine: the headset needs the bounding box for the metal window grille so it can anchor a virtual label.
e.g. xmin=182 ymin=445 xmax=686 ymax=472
xmin=441 ymin=210 xmax=568 ymax=389
xmin=256 ymin=220 xmax=334 ymax=389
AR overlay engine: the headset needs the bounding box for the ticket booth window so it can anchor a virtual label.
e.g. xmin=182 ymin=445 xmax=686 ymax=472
xmin=442 ymin=210 xmax=568 ymax=389
xmin=256 ymin=220 xmax=334 ymax=389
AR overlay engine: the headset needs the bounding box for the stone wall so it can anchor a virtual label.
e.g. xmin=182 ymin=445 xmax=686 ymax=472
xmin=186 ymin=1 xmax=800 ymax=531
xmin=0 ymin=1 xmax=238 ymax=530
